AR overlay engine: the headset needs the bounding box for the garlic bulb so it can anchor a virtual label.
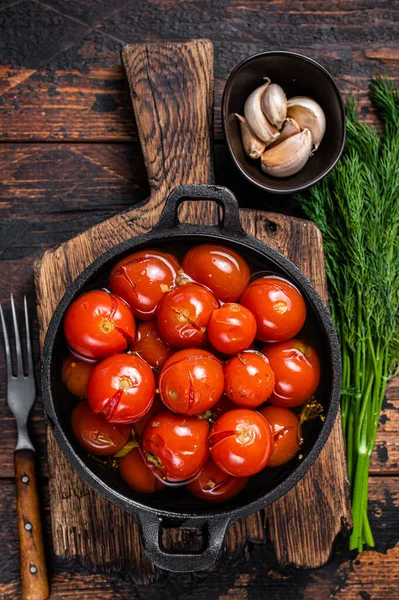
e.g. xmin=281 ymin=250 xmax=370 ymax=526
xmin=261 ymin=128 xmax=313 ymax=177
xmin=287 ymin=97 xmax=326 ymax=149
xmin=235 ymin=114 xmax=266 ymax=159
xmin=261 ymin=83 xmax=287 ymax=129
xmin=268 ymin=117 xmax=301 ymax=149
xmin=244 ymin=80 xmax=280 ymax=145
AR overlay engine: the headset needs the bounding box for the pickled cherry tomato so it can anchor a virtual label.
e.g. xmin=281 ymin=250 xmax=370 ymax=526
xmin=142 ymin=411 xmax=209 ymax=482
xmin=61 ymin=353 xmax=95 ymax=397
xmin=182 ymin=244 xmax=250 ymax=302
xmin=208 ymin=303 xmax=256 ymax=355
xmin=64 ymin=290 xmax=136 ymax=361
xmin=158 ymin=349 xmax=224 ymax=416
xmin=258 ymin=405 xmax=301 ymax=467
xmin=130 ymin=320 xmax=173 ymax=369
xmin=240 ymin=276 xmax=306 ymax=343
xmin=262 ymin=339 xmax=320 ymax=407
xmin=119 ymin=448 xmax=164 ymax=493
xmin=87 ymin=354 xmax=156 ymax=423
xmin=109 ymin=250 xmax=180 ymax=320
xmin=157 ymin=283 xmax=218 ymax=348
xmin=71 ymin=400 xmax=131 ymax=456
xmin=224 ymin=351 xmax=275 ymax=408
xmin=132 ymin=394 xmax=163 ymax=438
xmin=187 ymin=458 xmax=248 ymax=503
xmin=209 ymin=409 xmax=274 ymax=477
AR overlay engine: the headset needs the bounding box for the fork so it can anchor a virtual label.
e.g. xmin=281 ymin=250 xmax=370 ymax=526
xmin=0 ymin=295 xmax=49 ymax=600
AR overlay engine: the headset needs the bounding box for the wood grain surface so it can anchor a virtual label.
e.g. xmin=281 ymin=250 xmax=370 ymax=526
xmin=33 ymin=39 xmax=350 ymax=583
xmin=1 ymin=1 xmax=398 ymax=598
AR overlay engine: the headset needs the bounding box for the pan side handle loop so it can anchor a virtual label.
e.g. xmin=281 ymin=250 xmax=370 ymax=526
xmin=138 ymin=513 xmax=230 ymax=573
xmin=154 ymin=184 xmax=246 ymax=237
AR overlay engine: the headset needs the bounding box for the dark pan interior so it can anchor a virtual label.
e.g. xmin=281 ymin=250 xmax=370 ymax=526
xmin=48 ymin=234 xmax=336 ymax=517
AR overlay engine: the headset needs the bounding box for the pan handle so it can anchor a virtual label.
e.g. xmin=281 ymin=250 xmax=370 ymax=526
xmin=154 ymin=184 xmax=246 ymax=237
xmin=138 ymin=513 xmax=230 ymax=573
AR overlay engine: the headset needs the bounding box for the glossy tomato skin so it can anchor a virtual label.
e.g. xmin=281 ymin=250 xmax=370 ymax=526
xmin=109 ymin=250 xmax=180 ymax=320
xmin=87 ymin=354 xmax=156 ymax=423
xmin=71 ymin=400 xmax=131 ymax=455
xmin=187 ymin=458 xmax=249 ymax=503
xmin=119 ymin=448 xmax=164 ymax=493
xmin=240 ymin=276 xmax=306 ymax=343
xmin=64 ymin=290 xmax=136 ymax=361
xmin=61 ymin=353 xmax=95 ymax=397
xmin=209 ymin=409 xmax=274 ymax=477
xmin=258 ymin=405 xmax=301 ymax=467
xmin=130 ymin=320 xmax=173 ymax=369
xmin=142 ymin=411 xmax=209 ymax=482
xmin=158 ymin=349 xmax=224 ymax=415
xmin=132 ymin=394 xmax=163 ymax=438
xmin=157 ymin=283 xmax=218 ymax=348
xmin=262 ymin=339 xmax=321 ymax=407
xmin=208 ymin=303 xmax=256 ymax=355
xmin=224 ymin=351 xmax=275 ymax=408
xmin=182 ymin=244 xmax=250 ymax=302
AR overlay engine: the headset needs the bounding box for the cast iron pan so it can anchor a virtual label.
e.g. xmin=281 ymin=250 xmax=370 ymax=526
xmin=42 ymin=184 xmax=341 ymax=572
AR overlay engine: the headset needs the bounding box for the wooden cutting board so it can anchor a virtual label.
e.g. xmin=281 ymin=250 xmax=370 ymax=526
xmin=34 ymin=39 xmax=351 ymax=584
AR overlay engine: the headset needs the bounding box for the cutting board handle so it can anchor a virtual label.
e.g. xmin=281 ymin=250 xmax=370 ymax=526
xmin=121 ymin=40 xmax=214 ymax=212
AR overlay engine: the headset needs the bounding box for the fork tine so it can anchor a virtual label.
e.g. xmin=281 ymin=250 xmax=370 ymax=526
xmin=24 ymin=296 xmax=34 ymax=376
xmin=0 ymin=302 xmax=13 ymax=378
xmin=10 ymin=293 xmax=24 ymax=376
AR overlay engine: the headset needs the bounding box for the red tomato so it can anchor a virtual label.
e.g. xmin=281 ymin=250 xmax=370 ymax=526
xmin=132 ymin=394 xmax=163 ymax=438
xmin=71 ymin=400 xmax=131 ymax=455
xmin=61 ymin=353 xmax=95 ymax=397
xmin=130 ymin=320 xmax=173 ymax=369
xmin=119 ymin=448 xmax=164 ymax=493
xmin=187 ymin=458 xmax=248 ymax=503
xmin=64 ymin=290 xmax=136 ymax=361
xmin=182 ymin=244 xmax=250 ymax=302
xmin=224 ymin=351 xmax=275 ymax=408
xmin=109 ymin=250 xmax=180 ymax=320
xmin=142 ymin=411 xmax=209 ymax=482
xmin=207 ymin=303 xmax=256 ymax=355
xmin=210 ymin=394 xmax=237 ymax=423
xmin=262 ymin=339 xmax=321 ymax=407
xmin=157 ymin=283 xmax=218 ymax=348
xmin=240 ymin=276 xmax=306 ymax=343
xmin=87 ymin=354 xmax=156 ymax=423
xmin=158 ymin=349 xmax=224 ymax=415
xmin=258 ymin=405 xmax=301 ymax=467
xmin=208 ymin=409 xmax=274 ymax=477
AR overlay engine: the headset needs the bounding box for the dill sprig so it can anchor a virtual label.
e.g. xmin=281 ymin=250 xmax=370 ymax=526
xmin=296 ymin=77 xmax=399 ymax=551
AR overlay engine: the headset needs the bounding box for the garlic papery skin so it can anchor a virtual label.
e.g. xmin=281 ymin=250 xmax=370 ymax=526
xmin=287 ymin=97 xmax=326 ymax=149
xmin=244 ymin=81 xmax=280 ymax=144
xmin=235 ymin=114 xmax=266 ymax=159
xmin=261 ymin=128 xmax=313 ymax=178
xmin=261 ymin=83 xmax=287 ymax=129
xmin=268 ymin=117 xmax=301 ymax=149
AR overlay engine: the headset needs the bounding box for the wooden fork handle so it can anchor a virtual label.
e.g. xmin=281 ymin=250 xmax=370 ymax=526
xmin=14 ymin=449 xmax=49 ymax=600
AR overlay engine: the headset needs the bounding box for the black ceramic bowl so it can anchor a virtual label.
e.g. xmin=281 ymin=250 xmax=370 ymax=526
xmin=42 ymin=185 xmax=341 ymax=573
xmin=222 ymin=51 xmax=346 ymax=194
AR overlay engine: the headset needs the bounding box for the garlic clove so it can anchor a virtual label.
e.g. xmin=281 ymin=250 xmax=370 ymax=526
xmin=235 ymin=113 xmax=266 ymax=159
xmin=261 ymin=128 xmax=313 ymax=178
xmin=261 ymin=83 xmax=287 ymax=129
xmin=244 ymin=80 xmax=280 ymax=144
xmin=287 ymin=97 xmax=326 ymax=149
xmin=268 ymin=117 xmax=301 ymax=149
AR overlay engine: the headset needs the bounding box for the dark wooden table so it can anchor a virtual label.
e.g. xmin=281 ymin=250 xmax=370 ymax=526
xmin=1 ymin=1 xmax=398 ymax=598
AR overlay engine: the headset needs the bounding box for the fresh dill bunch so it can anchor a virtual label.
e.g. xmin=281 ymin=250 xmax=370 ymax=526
xmin=296 ymin=77 xmax=399 ymax=551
